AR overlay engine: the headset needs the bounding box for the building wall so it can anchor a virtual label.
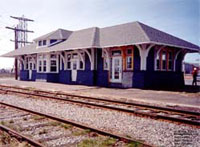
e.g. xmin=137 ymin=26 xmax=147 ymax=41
xmin=31 ymin=70 xmax=37 ymax=81
xmin=36 ymin=73 xmax=59 ymax=83
xmin=19 ymin=70 xmax=36 ymax=81
xmin=19 ymin=70 xmax=28 ymax=81
xmin=176 ymin=52 xmax=184 ymax=72
xmin=19 ymin=46 xmax=185 ymax=89
xmin=95 ymin=49 xmax=109 ymax=87
xmin=59 ymin=70 xmax=71 ymax=84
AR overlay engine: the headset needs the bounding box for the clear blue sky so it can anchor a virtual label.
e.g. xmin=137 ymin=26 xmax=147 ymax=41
xmin=0 ymin=0 xmax=199 ymax=68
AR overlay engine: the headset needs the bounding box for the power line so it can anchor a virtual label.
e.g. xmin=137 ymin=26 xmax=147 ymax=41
xmin=6 ymin=15 xmax=34 ymax=80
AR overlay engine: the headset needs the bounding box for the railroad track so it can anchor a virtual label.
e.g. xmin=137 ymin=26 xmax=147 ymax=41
xmin=0 ymin=84 xmax=199 ymax=127
xmin=0 ymin=103 xmax=150 ymax=147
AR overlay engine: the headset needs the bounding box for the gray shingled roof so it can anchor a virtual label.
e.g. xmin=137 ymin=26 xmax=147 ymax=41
xmin=2 ymin=21 xmax=199 ymax=57
xmin=138 ymin=22 xmax=199 ymax=50
xmin=99 ymin=22 xmax=149 ymax=47
xmin=34 ymin=29 xmax=72 ymax=41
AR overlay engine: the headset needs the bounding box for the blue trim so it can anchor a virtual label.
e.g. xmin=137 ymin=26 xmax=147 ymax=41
xmin=132 ymin=70 xmax=184 ymax=89
xmin=20 ymin=70 xmax=28 ymax=81
xmin=95 ymin=49 xmax=109 ymax=87
xmin=59 ymin=70 xmax=71 ymax=84
xmin=76 ymin=70 xmax=94 ymax=86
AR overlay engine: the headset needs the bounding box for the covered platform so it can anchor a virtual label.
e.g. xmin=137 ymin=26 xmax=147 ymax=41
xmin=0 ymin=78 xmax=199 ymax=110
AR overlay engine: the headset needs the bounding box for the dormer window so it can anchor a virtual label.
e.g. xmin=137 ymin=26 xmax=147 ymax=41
xmin=50 ymin=39 xmax=57 ymax=44
xmin=38 ymin=40 xmax=47 ymax=47
xmin=38 ymin=41 xmax=42 ymax=46
xmin=43 ymin=40 xmax=46 ymax=46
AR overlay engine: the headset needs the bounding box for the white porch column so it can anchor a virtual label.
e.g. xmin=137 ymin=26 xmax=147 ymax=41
xmin=136 ymin=44 xmax=154 ymax=70
xmin=17 ymin=56 xmax=25 ymax=70
xmin=174 ymin=49 xmax=187 ymax=72
xmin=85 ymin=48 xmax=95 ymax=70
xmin=181 ymin=51 xmax=187 ymax=72
xmin=59 ymin=52 xmax=66 ymax=70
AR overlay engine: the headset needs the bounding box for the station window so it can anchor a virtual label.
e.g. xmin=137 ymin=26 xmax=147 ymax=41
xmin=126 ymin=48 xmax=133 ymax=70
xmin=50 ymin=60 xmax=57 ymax=72
xmin=156 ymin=50 xmax=174 ymax=71
xmin=162 ymin=51 xmax=166 ymax=70
xmin=112 ymin=50 xmax=121 ymax=56
xmin=66 ymin=54 xmax=71 ymax=69
xmin=39 ymin=61 xmax=42 ymax=72
xmin=50 ymin=54 xmax=58 ymax=72
xmin=50 ymin=39 xmax=57 ymax=44
xmin=103 ymin=58 xmax=109 ymax=70
xmin=43 ymin=60 xmax=47 ymax=72
xmin=38 ymin=41 xmax=42 ymax=46
xmin=156 ymin=54 xmax=160 ymax=70
xmin=127 ymin=49 xmax=132 ymax=55
xmin=38 ymin=40 xmax=47 ymax=47
xmin=168 ymin=51 xmax=173 ymax=70
xmin=126 ymin=56 xmax=132 ymax=70
xmin=37 ymin=54 xmax=47 ymax=73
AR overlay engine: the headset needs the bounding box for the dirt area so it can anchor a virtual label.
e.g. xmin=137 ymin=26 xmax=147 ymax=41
xmin=0 ymin=78 xmax=199 ymax=109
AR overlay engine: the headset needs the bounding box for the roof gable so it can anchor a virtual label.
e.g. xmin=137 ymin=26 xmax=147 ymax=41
xmin=34 ymin=29 xmax=72 ymax=41
xmin=47 ymin=27 xmax=99 ymax=51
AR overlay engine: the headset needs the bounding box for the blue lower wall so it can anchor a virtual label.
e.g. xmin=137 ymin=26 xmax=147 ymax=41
xmin=132 ymin=70 xmax=184 ymax=89
xmin=95 ymin=49 xmax=109 ymax=87
xmin=36 ymin=73 xmax=59 ymax=83
xmin=76 ymin=70 xmax=94 ymax=86
xmin=20 ymin=70 xmax=29 ymax=81
xmin=19 ymin=70 xmax=36 ymax=81
xmin=59 ymin=70 xmax=71 ymax=84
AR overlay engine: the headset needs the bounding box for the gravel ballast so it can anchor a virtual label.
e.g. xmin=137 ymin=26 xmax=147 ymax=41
xmin=0 ymin=94 xmax=199 ymax=147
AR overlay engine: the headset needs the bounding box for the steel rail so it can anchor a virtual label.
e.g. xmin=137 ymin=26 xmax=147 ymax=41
xmin=0 ymin=86 xmax=199 ymax=126
xmin=0 ymin=102 xmax=152 ymax=147
xmin=0 ymin=124 xmax=44 ymax=147
xmin=0 ymin=84 xmax=199 ymax=116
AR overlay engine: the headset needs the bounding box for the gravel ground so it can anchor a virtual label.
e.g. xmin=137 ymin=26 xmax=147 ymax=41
xmin=0 ymin=94 xmax=199 ymax=147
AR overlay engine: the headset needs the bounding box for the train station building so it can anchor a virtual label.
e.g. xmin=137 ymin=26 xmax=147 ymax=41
xmin=2 ymin=21 xmax=199 ymax=89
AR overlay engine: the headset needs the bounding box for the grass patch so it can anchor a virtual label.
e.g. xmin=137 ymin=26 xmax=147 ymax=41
xmin=48 ymin=121 xmax=73 ymax=130
xmin=77 ymin=137 xmax=117 ymax=147
xmin=60 ymin=123 xmax=73 ymax=130
xmin=0 ymin=121 xmax=6 ymax=125
xmin=101 ymin=137 xmax=117 ymax=146
xmin=48 ymin=121 xmax=61 ymax=126
xmin=31 ymin=115 xmax=45 ymax=120
xmin=72 ymin=129 xmax=91 ymax=136
xmin=77 ymin=139 xmax=99 ymax=147
xmin=126 ymin=141 xmax=143 ymax=147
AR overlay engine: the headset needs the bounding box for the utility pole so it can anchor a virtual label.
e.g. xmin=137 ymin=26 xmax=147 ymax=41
xmin=6 ymin=15 xmax=34 ymax=80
